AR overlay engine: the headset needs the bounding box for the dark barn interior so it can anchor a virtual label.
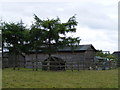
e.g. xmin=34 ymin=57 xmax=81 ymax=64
xmin=42 ymin=56 xmax=66 ymax=71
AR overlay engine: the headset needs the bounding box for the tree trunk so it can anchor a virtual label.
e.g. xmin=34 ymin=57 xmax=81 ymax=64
xmin=48 ymin=27 xmax=51 ymax=71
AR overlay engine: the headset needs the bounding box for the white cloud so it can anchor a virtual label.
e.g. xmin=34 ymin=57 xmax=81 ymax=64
xmin=76 ymin=27 xmax=118 ymax=53
xmin=56 ymin=8 xmax=64 ymax=12
xmin=0 ymin=0 xmax=118 ymax=53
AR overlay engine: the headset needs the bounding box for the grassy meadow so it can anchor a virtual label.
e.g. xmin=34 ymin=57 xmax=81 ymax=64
xmin=2 ymin=68 xmax=118 ymax=88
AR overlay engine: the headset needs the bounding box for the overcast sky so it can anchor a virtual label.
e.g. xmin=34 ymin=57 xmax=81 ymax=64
xmin=0 ymin=0 xmax=119 ymax=53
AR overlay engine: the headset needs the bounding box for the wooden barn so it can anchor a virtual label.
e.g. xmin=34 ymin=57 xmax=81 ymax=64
xmin=2 ymin=51 xmax=25 ymax=68
xmin=53 ymin=44 xmax=97 ymax=70
xmin=2 ymin=44 xmax=97 ymax=70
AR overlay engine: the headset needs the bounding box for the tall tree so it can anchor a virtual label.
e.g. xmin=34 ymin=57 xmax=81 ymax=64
xmin=2 ymin=21 xmax=28 ymax=69
xmin=29 ymin=19 xmax=44 ymax=71
xmin=33 ymin=15 xmax=81 ymax=70
xmin=33 ymin=15 xmax=80 ymax=55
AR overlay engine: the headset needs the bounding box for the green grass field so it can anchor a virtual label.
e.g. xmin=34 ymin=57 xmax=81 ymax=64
xmin=2 ymin=68 xmax=118 ymax=88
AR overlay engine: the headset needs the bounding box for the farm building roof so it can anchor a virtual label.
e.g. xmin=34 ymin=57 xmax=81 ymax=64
xmin=58 ymin=44 xmax=97 ymax=52
xmin=113 ymin=51 xmax=120 ymax=54
xmin=3 ymin=44 xmax=97 ymax=53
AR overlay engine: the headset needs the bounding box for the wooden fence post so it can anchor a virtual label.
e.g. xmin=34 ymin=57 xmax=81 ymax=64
xmin=32 ymin=56 xmax=34 ymax=71
xmin=78 ymin=61 xmax=80 ymax=71
xmin=35 ymin=52 xmax=38 ymax=71
xmin=17 ymin=55 xmax=20 ymax=70
xmin=71 ymin=60 xmax=73 ymax=72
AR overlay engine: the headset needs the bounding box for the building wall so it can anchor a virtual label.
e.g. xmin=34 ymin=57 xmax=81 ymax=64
xmin=113 ymin=52 xmax=120 ymax=60
xmin=25 ymin=53 xmax=48 ymax=68
xmin=2 ymin=53 xmax=9 ymax=68
xmin=113 ymin=52 xmax=120 ymax=67
xmin=2 ymin=53 xmax=25 ymax=68
xmin=52 ymin=52 xmax=85 ymax=70
xmin=3 ymin=50 xmax=96 ymax=70
xmin=84 ymin=50 xmax=96 ymax=69
xmin=25 ymin=51 xmax=95 ymax=70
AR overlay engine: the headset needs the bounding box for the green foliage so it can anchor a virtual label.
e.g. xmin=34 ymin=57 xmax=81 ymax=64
xmin=32 ymin=14 xmax=81 ymax=55
xmin=64 ymin=37 xmax=81 ymax=52
xmin=96 ymin=50 xmax=116 ymax=61
xmin=1 ymin=15 xmax=81 ymax=55
xmin=1 ymin=15 xmax=81 ymax=71
xmin=2 ymin=21 xmax=29 ymax=54
xmin=1 ymin=15 xmax=81 ymax=70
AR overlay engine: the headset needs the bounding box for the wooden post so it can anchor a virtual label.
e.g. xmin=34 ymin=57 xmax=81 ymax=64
xmin=83 ymin=53 xmax=85 ymax=70
xmin=78 ymin=61 xmax=80 ymax=71
xmin=13 ymin=50 xmax=16 ymax=70
xmin=17 ymin=54 xmax=20 ymax=70
xmin=47 ymin=57 xmax=50 ymax=71
xmin=32 ymin=55 xmax=34 ymax=71
xmin=65 ymin=61 xmax=66 ymax=71
xmin=24 ymin=55 xmax=26 ymax=68
xmin=71 ymin=60 xmax=73 ymax=72
xmin=35 ymin=51 xmax=38 ymax=71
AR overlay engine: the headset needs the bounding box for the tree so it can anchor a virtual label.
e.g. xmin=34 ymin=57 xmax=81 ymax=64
xmin=2 ymin=15 xmax=81 ymax=71
xmin=29 ymin=18 xmax=45 ymax=71
xmin=33 ymin=15 xmax=81 ymax=70
xmin=2 ymin=21 xmax=28 ymax=70
xmin=33 ymin=14 xmax=80 ymax=54
xmin=64 ymin=37 xmax=81 ymax=52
